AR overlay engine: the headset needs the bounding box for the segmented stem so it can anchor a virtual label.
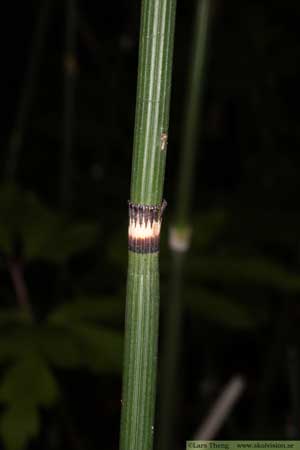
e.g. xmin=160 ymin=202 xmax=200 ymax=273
xmin=119 ymin=0 xmax=177 ymax=450
xmin=121 ymin=253 xmax=159 ymax=450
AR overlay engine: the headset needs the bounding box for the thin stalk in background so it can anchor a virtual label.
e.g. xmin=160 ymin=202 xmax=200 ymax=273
xmin=8 ymin=258 xmax=32 ymax=319
xmin=61 ymin=0 xmax=77 ymax=210
xmin=5 ymin=0 xmax=53 ymax=181
xmin=119 ymin=1 xmax=177 ymax=450
xmin=252 ymin=301 xmax=300 ymax=438
xmin=158 ymin=1 xmax=213 ymax=449
xmin=56 ymin=0 xmax=78 ymax=303
xmin=175 ymin=0 xmax=212 ymax=227
xmin=287 ymin=345 xmax=300 ymax=438
xmin=194 ymin=375 xmax=246 ymax=439
xmin=251 ymin=303 xmax=288 ymax=437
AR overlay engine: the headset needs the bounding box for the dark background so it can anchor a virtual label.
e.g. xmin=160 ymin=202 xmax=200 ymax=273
xmin=1 ymin=0 xmax=300 ymax=449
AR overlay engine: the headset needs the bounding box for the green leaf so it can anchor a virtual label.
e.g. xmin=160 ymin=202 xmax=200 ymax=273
xmin=0 ymin=405 xmax=39 ymax=450
xmin=67 ymin=324 xmax=123 ymax=373
xmin=192 ymin=209 xmax=227 ymax=249
xmin=54 ymin=222 xmax=99 ymax=260
xmin=189 ymin=255 xmax=300 ymax=291
xmin=20 ymin=195 xmax=63 ymax=261
xmin=21 ymin=198 xmax=98 ymax=263
xmin=0 ymin=310 xmax=30 ymax=326
xmin=0 ymin=183 xmax=98 ymax=262
xmin=0 ymin=328 xmax=36 ymax=363
xmin=48 ymin=297 xmax=125 ymax=325
xmin=39 ymin=322 xmax=123 ymax=372
xmin=0 ymin=355 xmax=59 ymax=407
xmin=107 ymin=225 xmax=127 ymax=268
xmin=0 ymin=354 xmax=60 ymax=450
xmin=0 ymin=320 xmax=123 ymax=373
xmin=0 ymin=223 xmax=13 ymax=254
xmin=44 ymin=298 xmax=124 ymax=371
xmin=26 ymin=220 xmax=98 ymax=263
xmin=38 ymin=325 xmax=86 ymax=368
xmin=185 ymin=288 xmax=262 ymax=329
xmin=226 ymin=208 xmax=300 ymax=248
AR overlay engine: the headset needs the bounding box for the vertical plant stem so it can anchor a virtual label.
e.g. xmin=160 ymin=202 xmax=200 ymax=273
xmin=158 ymin=1 xmax=213 ymax=449
xmin=55 ymin=0 xmax=77 ymax=304
xmin=194 ymin=375 xmax=246 ymax=439
xmin=78 ymin=15 xmax=102 ymax=66
xmin=7 ymin=258 xmax=32 ymax=318
xmin=287 ymin=345 xmax=300 ymax=438
xmin=158 ymin=251 xmax=185 ymax=450
xmin=251 ymin=309 xmax=287 ymax=437
xmin=119 ymin=1 xmax=177 ymax=450
xmin=5 ymin=0 xmax=53 ymax=181
xmin=175 ymin=0 xmax=212 ymax=227
xmin=61 ymin=0 xmax=77 ymax=210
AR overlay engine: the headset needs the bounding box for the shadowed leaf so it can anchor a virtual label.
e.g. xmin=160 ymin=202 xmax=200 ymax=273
xmin=186 ymin=288 xmax=263 ymax=329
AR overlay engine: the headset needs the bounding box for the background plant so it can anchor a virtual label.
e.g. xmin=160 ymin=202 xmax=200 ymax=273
xmin=1 ymin=0 xmax=299 ymax=448
xmin=0 ymin=183 xmax=124 ymax=450
xmin=158 ymin=1 xmax=214 ymax=449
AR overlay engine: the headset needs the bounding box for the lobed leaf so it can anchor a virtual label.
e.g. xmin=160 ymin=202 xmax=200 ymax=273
xmin=0 ymin=183 xmax=98 ymax=262
xmin=59 ymin=324 xmax=123 ymax=373
xmin=0 ymin=328 xmax=37 ymax=363
xmin=0 ymin=354 xmax=59 ymax=407
xmin=189 ymin=255 xmax=300 ymax=291
xmin=185 ymin=288 xmax=262 ymax=329
xmin=38 ymin=221 xmax=98 ymax=264
xmin=0 ymin=405 xmax=39 ymax=450
xmin=48 ymin=297 xmax=125 ymax=325
xmin=0 ymin=354 xmax=60 ymax=450
xmin=190 ymin=209 xmax=227 ymax=249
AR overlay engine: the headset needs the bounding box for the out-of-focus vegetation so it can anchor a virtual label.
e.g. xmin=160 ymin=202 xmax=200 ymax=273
xmin=0 ymin=0 xmax=299 ymax=449
xmin=0 ymin=184 xmax=124 ymax=450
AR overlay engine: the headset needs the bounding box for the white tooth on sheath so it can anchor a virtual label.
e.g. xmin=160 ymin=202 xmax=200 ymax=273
xmin=128 ymin=218 xmax=161 ymax=240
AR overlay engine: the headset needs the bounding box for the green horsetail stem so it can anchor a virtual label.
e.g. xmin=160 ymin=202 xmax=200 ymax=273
xmin=159 ymin=1 xmax=213 ymax=449
xmin=119 ymin=1 xmax=177 ymax=450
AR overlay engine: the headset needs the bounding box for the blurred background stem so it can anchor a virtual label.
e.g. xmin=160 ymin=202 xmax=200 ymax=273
xmin=61 ymin=0 xmax=77 ymax=211
xmin=287 ymin=345 xmax=300 ymax=438
xmin=7 ymin=258 xmax=32 ymax=318
xmin=251 ymin=302 xmax=289 ymax=438
xmin=174 ymin=0 xmax=213 ymax=227
xmin=5 ymin=0 xmax=53 ymax=181
xmin=158 ymin=1 xmax=213 ymax=449
xmin=56 ymin=0 xmax=78 ymax=301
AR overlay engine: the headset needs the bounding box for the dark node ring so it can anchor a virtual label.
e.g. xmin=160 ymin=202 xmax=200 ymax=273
xmin=128 ymin=199 xmax=167 ymax=216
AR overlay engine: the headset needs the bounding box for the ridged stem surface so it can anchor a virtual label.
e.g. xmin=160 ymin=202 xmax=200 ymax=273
xmin=120 ymin=253 xmax=159 ymax=450
xmin=130 ymin=0 xmax=177 ymax=204
xmin=120 ymin=1 xmax=177 ymax=450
